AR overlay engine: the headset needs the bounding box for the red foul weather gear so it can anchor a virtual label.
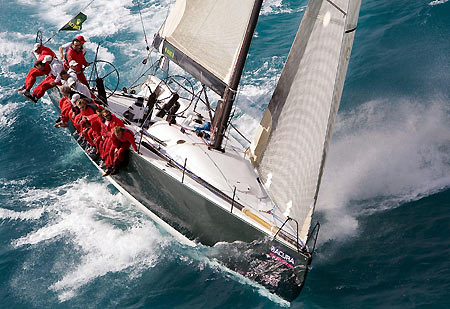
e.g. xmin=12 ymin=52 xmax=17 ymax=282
xmin=105 ymin=129 xmax=137 ymax=168
xmin=66 ymin=47 xmax=89 ymax=86
xmin=58 ymin=97 xmax=72 ymax=123
xmin=24 ymin=46 xmax=56 ymax=91
xmin=32 ymin=75 xmax=56 ymax=99
xmin=73 ymin=107 xmax=94 ymax=132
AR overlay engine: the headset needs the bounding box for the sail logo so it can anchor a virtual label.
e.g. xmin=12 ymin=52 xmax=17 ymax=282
xmin=269 ymin=246 xmax=295 ymax=269
xmin=164 ymin=47 xmax=175 ymax=59
xmin=68 ymin=20 xmax=82 ymax=31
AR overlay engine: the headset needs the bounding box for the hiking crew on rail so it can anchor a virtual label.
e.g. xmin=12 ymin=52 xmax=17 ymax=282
xmin=18 ymin=37 xmax=137 ymax=176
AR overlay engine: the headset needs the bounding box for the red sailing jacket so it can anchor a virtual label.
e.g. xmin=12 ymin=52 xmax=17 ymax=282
xmin=87 ymin=114 xmax=105 ymax=139
xmin=106 ymin=114 xmax=125 ymax=132
xmin=74 ymin=107 xmax=94 ymax=125
xmin=117 ymin=129 xmax=138 ymax=152
xmin=66 ymin=47 xmax=88 ymax=73
xmin=37 ymin=46 xmax=56 ymax=59
xmin=37 ymin=46 xmax=56 ymax=75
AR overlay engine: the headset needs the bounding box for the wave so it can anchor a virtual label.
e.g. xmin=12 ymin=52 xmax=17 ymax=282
xmin=0 ymin=31 xmax=35 ymax=83
xmin=10 ymin=179 xmax=170 ymax=302
xmin=18 ymin=0 xmax=169 ymax=40
xmin=428 ymin=0 xmax=449 ymax=6
xmin=0 ymin=102 xmax=24 ymax=136
xmin=317 ymin=98 xmax=450 ymax=242
xmin=261 ymin=0 xmax=306 ymax=15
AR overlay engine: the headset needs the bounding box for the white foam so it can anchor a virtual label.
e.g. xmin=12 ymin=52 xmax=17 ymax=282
xmin=0 ymin=32 xmax=34 ymax=81
xmin=428 ymin=0 xmax=449 ymax=6
xmin=19 ymin=0 xmax=169 ymax=40
xmin=176 ymin=245 xmax=290 ymax=306
xmin=317 ymin=98 xmax=450 ymax=242
xmin=12 ymin=179 xmax=169 ymax=302
xmin=261 ymin=0 xmax=305 ymax=15
xmin=0 ymin=208 xmax=44 ymax=221
xmin=0 ymin=102 xmax=24 ymax=131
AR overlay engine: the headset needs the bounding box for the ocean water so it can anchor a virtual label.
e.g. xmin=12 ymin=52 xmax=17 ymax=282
xmin=1 ymin=0 xmax=450 ymax=308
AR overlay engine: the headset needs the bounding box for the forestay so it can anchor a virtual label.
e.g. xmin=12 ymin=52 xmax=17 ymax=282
xmin=153 ymin=0 xmax=260 ymax=96
xmin=250 ymin=0 xmax=361 ymax=244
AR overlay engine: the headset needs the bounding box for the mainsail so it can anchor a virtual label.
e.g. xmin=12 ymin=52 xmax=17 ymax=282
xmin=250 ymin=0 xmax=361 ymax=243
xmin=153 ymin=0 xmax=261 ymax=97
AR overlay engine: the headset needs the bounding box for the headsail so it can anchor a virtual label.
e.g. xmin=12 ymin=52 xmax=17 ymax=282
xmin=153 ymin=0 xmax=261 ymax=97
xmin=250 ymin=0 xmax=361 ymax=244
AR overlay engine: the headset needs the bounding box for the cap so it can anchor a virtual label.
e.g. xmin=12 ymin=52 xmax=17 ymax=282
xmin=42 ymin=55 xmax=53 ymax=63
xmin=71 ymin=93 xmax=80 ymax=104
xmin=68 ymin=77 xmax=76 ymax=87
xmin=69 ymin=60 xmax=78 ymax=67
xmin=33 ymin=43 xmax=42 ymax=51
xmin=76 ymin=35 xmax=86 ymax=44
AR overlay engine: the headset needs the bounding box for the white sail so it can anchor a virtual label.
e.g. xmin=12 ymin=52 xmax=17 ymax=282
xmin=154 ymin=0 xmax=260 ymax=96
xmin=250 ymin=0 xmax=361 ymax=243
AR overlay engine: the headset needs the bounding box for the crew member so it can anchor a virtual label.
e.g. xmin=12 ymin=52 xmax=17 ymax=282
xmin=99 ymin=109 xmax=124 ymax=160
xmin=73 ymin=98 xmax=94 ymax=132
xmin=59 ymin=37 xmax=86 ymax=61
xmin=18 ymin=43 xmax=56 ymax=99
xmin=79 ymin=107 xmax=105 ymax=154
xmin=67 ymin=77 xmax=92 ymax=101
xmin=55 ymin=85 xmax=73 ymax=128
xmin=103 ymin=126 xmax=138 ymax=176
xmin=31 ymin=55 xmax=64 ymax=101
xmin=66 ymin=36 xmax=90 ymax=86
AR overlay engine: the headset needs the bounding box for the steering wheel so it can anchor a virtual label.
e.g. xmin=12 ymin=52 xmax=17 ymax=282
xmin=88 ymin=60 xmax=120 ymax=98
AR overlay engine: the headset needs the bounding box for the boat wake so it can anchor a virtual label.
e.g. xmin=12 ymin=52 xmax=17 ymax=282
xmin=8 ymin=179 xmax=170 ymax=303
xmin=3 ymin=177 xmax=290 ymax=305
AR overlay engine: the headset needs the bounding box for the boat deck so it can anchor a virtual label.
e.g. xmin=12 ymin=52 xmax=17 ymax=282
xmin=102 ymin=78 xmax=301 ymax=248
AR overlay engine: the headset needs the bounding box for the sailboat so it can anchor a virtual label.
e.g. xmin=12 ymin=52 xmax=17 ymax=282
xmin=47 ymin=0 xmax=361 ymax=301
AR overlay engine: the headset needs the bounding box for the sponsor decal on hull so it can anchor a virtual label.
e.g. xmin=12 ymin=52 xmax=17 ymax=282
xmin=269 ymin=246 xmax=295 ymax=269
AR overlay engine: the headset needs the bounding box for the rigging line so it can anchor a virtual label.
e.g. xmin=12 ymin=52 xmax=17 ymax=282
xmin=271 ymin=212 xmax=298 ymax=236
xmin=136 ymin=0 xmax=149 ymax=49
xmin=198 ymin=138 xmax=234 ymax=192
xmin=325 ymin=0 xmax=346 ymax=16
xmin=229 ymin=123 xmax=251 ymax=144
xmin=128 ymin=57 xmax=157 ymax=89
xmin=80 ymin=0 xmax=96 ymax=12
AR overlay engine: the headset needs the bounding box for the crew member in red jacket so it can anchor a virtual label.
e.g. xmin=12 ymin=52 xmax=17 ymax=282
xmin=66 ymin=36 xmax=90 ymax=86
xmin=31 ymin=55 xmax=64 ymax=101
xmin=99 ymin=109 xmax=125 ymax=159
xmin=79 ymin=118 xmax=95 ymax=147
xmin=55 ymin=85 xmax=73 ymax=128
xmin=73 ymin=98 xmax=94 ymax=132
xmin=18 ymin=43 xmax=56 ymax=99
xmin=103 ymin=126 xmax=138 ymax=176
xmin=85 ymin=107 xmax=106 ymax=153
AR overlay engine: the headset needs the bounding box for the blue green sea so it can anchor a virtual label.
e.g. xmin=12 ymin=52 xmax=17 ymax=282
xmin=1 ymin=0 xmax=450 ymax=307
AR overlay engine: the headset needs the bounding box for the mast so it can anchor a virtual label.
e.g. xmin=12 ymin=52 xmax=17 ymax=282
xmin=210 ymin=0 xmax=263 ymax=150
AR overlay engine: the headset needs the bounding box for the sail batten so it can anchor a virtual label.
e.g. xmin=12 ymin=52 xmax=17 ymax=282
xmin=153 ymin=0 xmax=261 ymax=96
xmin=250 ymin=0 xmax=361 ymax=243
